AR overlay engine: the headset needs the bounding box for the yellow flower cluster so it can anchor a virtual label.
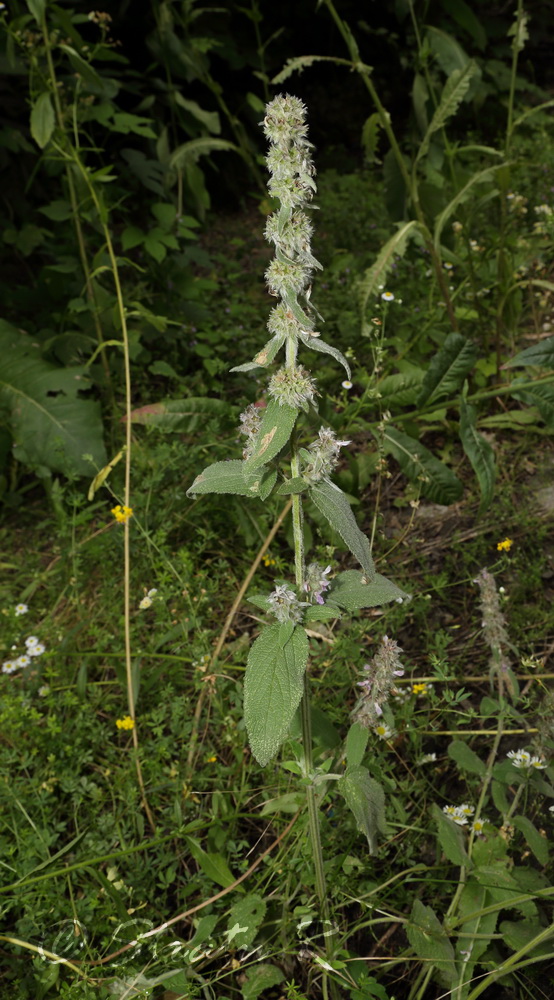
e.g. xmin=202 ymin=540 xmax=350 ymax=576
xmin=116 ymin=715 xmax=135 ymax=730
xmin=111 ymin=505 xmax=133 ymax=524
xmin=497 ymin=537 xmax=513 ymax=552
xmin=412 ymin=682 xmax=428 ymax=695
xmin=263 ymin=554 xmax=276 ymax=567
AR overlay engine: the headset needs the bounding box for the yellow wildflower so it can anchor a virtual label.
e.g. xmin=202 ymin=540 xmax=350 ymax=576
xmin=412 ymin=682 xmax=428 ymax=695
xmin=206 ymin=755 xmax=217 ymax=763
xmin=111 ymin=505 xmax=133 ymax=524
xmin=497 ymin=537 xmax=513 ymax=552
xmin=116 ymin=715 xmax=135 ymax=730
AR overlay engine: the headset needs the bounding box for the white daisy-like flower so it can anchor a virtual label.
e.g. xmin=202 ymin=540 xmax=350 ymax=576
xmin=381 ymin=291 xmax=395 ymax=302
xmin=139 ymin=596 xmax=153 ymax=610
xmin=147 ymin=588 xmax=158 ymax=597
xmin=341 ymin=380 xmax=353 ymax=390
xmin=549 ymin=804 xmax=554 ymax=813
xmin=458 ymin=803 xmax=475 ymax=816
xmin=443 ymin=805 xmax=468 ymax=826
xmin=530 ymin=756 xmax=547 ymax=769
xmin=417 ymin=752 xmax=437 ymax=765
xmin=507 ymin=749 xmax=532 ymax=769
xmin=27 ymin=643 xmax=45 ymax=657
xmin=2 ymin=660 xmax=18 ymax=674
xmin=374 ymin=722 xmax=394 ymax=740
xmin=15 ymin=603 xmax=29 ymax=616
xmin=25 ymin=636 xmax=39 ymax=648
xmin=16 ymin=655 xmax=31 ymax=668
xmin=472 ymin=819 xmax=485 ymax=834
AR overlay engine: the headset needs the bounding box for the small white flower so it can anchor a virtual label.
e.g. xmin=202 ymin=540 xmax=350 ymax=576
xmin=16 ymin=655 xmax=31 ymax=668
xmin=38 ymin=685 xmax=50 ymax=697
xmin=2 ymin=660 xmax=18 ymax=674
xmin=381 ymin=291 xmax=395 ymax=302
xmin=417 ymin=752 xmax=437 ymax=765
xmin=341 ymin=380 xmax=353 ymax=390
xmin=458 ymin=803 xmax=475 ymax=816
xmin=443 ymin=262 xmax=454 ymax=270
xmin=27 ymin=643 xmax=45 ymax=657
xmin=530 ymin=755 xmax=547 ymax=769
xmin=374 ymin=722 xmax=393 ymax=740
xmin=15 ymin=603 xmax=29 ymax=616
xmin=443 ymin=805 xmax=468 ymax=826
xmin=549 ymin=804 xmax=554 ymax=813
xmin=139 ymin=596 xmax=153 ymax=610
xmin=507 ymin=749 xmax=532 ymax=769
xmin=472 ymin=819 xmax=485 ymax=834
xmin=25 ymin=636 xmax=39 ymax=647
xmin=147 ymin=588 xmax=158 ymax=598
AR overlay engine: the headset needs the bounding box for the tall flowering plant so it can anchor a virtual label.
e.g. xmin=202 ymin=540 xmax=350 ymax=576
xmin=188 ymin=95 xmax=408 ymax=912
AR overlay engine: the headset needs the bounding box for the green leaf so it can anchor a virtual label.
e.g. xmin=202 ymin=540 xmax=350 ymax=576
xmin=459 ymin=397 xmax=496 ymax=512
xmin=412 ymin=73 xmax=429 ymax=135
xmin=303 ymin=604 xmax=340 ymax=622
xmin=169 ymin=138 xmax=238 ymax=172
xmin=227 ymin=894 xmax=266 ymax=948
xmin=510 ymin=380 xmax=554 ymax=428
xmin=491 ymin=779 xmax=509 ymax=815
xmin=173 ymin=93 xmax=221 ymax=134
xmin=426 ymin=26 xmax=471 ymax=73
xmin=242 ymin=964 xmax=285 ymax=1000
xmin=418 ymin=334 xmax=477 ymax=405
xmin=432 ymin=804 xmax=470 ymax=866
xmin=345 ymin=722 xmax=369 ymax=768
xmin=504 ymin=336 xmax=554 ymax=368
xmin=442 ymin=0 xmax=487 ymax=50
xmin=245 ymin=400 xmax=298 ymax=470
xmin=185 ymin=839 xmax=237 ymax=889
xmin=187 ymin=459 xmax=271 ymax=499
xmin=328 ymin=570 xmax=409 ymax=612
xmin=376 ymin=369 xmax=425 ymax=408
xmin=259 ymin=791 xmax=304 ymax=815
xmin=298 ymin=330 xmax=351 ymax=379
xmin=382 ymin=427 xmax=463 ymax=504
xmin=434 ymin=165 xmax=499 ymax=249
xmin=416 ymin=63 xmax=479 ymax=164
xmin=127 ymin=396 xmax=227 ymax=432
xmin=26 ymin=0 xmax=46 ymax=22
xmin=244 ymin=624 xmax=309 ymax=766
xmin=358 ymin=221 xmax=420 ymax=317
xmin=339 ymin=766 xmax=388 ymax=854
xmin=39 ymin=200 xmax=72 ymax=221
xmin=310 ymin=481 xmax=375 ymax=580
xmin=276 ymin=476 xmax=309 ymax=496
xmin=407 ymin=900 xmax=457 ymax=987
xmin=512 ymin=815 xmax=549 ymax=865
xmin=500 ymin=919 xmax=553 ymax=956
xmin=456 ymin=880 xmax=498 ymax=968
xmin=473 ymin=863 xmax=537 ymax=917
xmin=447 ymin=740 xmax=486 ymax=776
xmin=30 ymin=92 xmax=55 ymax=149
xmin=231 ymin=332 xmax=285 ymax=372
xmin=362 ymin=111 xmax=385 ymax=163
xmin=0 ymin=321 xmax=106 ymax=477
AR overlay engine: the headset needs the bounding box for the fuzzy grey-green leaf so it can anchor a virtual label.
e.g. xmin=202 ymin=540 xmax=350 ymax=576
xmin=30 ymin=92 xmax=55 ymax=149
xmin=310 ymin=481 xmax=375 ymax=580
xmin=187 ymin=459 xmax=254 ymax=497
xmin=244 ymin=624 xmax=309 ymax=766
xmin=339 ymin=766 xmax=388 ymax=854
xmin=328 ymin=570 xmax=409 ymax=612
xmin=406 ymin=899 xmax=457 ymax=987
xmin=298 ymin=330 xmax=351 ymax=379
xmin=244 ymin=399 xmax=297 ymax=470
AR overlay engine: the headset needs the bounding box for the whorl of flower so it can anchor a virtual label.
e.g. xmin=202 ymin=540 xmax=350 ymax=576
xmin=474 ymin=568 xmax=511 ymax=674
xmin=302 ymin=563 xmax=332 ymax=604
xmin=352 ymin=635 xmax=405 ymax=729
xmin=302 ymin=427 xmax=350 ymax=483
xmin=268 ymin=365 xmax=317 ymax=411
xmin=239 ymin=403 xmax=263 ymax=458
xmin=267 ymin=584 xmax=309 ymax=624
xmin=265 ymin=258 xmax=309 ymax=298
xmin=267 ymin=303 xmax=299 ymax=340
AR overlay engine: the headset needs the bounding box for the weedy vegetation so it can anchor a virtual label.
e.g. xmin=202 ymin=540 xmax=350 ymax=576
xmin=1 ymin=2 xmax=554 ymax=999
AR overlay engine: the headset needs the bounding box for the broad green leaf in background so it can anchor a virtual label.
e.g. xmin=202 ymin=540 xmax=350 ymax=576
xmin=226 ymin=894 xmax=266 ymax=948
xmin=310 ymin=481 xmax=375 ymax=580
xmin=504 ymin=335 xmax=554 ymax=368
xmin=406 ymin=899 xmax=457 ymax=988
xmin=510 ymin=380 xmax=554 ymax=428
xmin=500 ymin=919 xmax=553 ymax=956
xmin=128 ymin=396 xmax=228 ymax=432
xmin=432 ymin=804 xmax=470 ymax=867
xmin=0 ymin=321 xmax=106 ymax=477
xmin=358 ymin=221 xmax=420 ymax=317
xmin=241 ymin=964 xmax=285 ymax=1000
xmin=376 ymin=369 xmax=425 ymax=409
xmin=328 ymin=569 xmax=409 ymax=612
xmin=26 ymin=0 xmax=46 ymax=22
xmin=382 ymin=427 xmax=463 ymax=504
xmin=447 ymin=739 xmax=486 ymax=776
xmin=417 ymin=334 xmax=477 ymax=406
xmin=416 ymin=63 xmax=479 ymax=164
xmin=245 ymin=400 xmax=298 ymax=470
xmin=442 ymin=0 xmax=487 ymax=50
xmin=244 ymin=624 xmax=309 ymax=766
xmin=185 ymin=838 xmax=238 ymax=889
xmin=426 ymin=26 xmax=471 ymax=74
xmin=173 ymin=93 xmax=221 ymax=134
xmin=339 ymin=766 xmax=388 ymax=854
xmin=433 ymin=164 xmax=499 ymax=248
xmin=512 ymin=815 xmax=549 ymax=865
xmin=345 ymin=722 xmax=369 ymax=768
xmin=459 ymin=397 xmax=496 ymax=511
xmin=169 ymin=137 xmax=239 ymax=173
xmin=30 ymin=92 xmax=55 ymax=149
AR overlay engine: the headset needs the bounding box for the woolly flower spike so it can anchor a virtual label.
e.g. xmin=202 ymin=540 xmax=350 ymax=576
xmin=239 ymin=403 xmax=263 ymax=458
xmin=15 ymin=604 xmax=28 ymax=616
xmin=352 ymin=635 xmax=405 ymax=730
xmin=263 ymin=94 xmax=310 ymax=148
xmin=267 ymin=584 xmax=309 ymax=624
xmin=474 ymin=568 xmax=511 ymax=676
xmin=302 ymin=563 xmax=332 ymax=605
xmin=507 ymin=748 xmax=547 ymax=769
xmin=302 ymin=427 xmax=351 ymax=483
xmin=116 ymin=715 xmax=135 ymax=730
xmin=111 ymin=505 xmax=133 ymax=524
xmin=268 ymin=365 xmax=317 ymax=411
xmin=497 ymin=537 xmax=513 ymax=552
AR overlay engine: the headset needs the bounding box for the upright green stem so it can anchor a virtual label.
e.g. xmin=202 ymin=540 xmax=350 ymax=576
xmin=505 ymin=0 xmax=525 ymax=157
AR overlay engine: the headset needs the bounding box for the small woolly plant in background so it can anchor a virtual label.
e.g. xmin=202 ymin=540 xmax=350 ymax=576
xmin=187 ymin=94 xmax=410 ymax=941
